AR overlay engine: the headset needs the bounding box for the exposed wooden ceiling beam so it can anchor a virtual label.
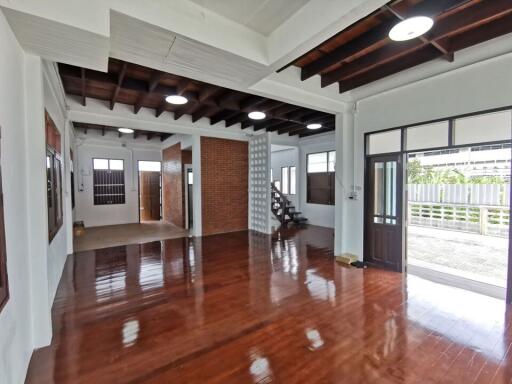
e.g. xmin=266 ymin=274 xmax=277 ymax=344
xmin=296 ymin=126 xmax=335 ymax=137
xmin=110 ymin=62 xmax=127 ymax=110
xmin=300 ymin=19 xmax=396 ymax=81
xmin=210 ymin=110 xmax=239 ymax=126
xmin=192 ymin=106 xmax=215 ymax=123
xmin=239 ymin=95 xmax=267 ymax=110
xmin=134 ymin=70 xmax=165 ymax=114
xmin=59 ymin=61 xmax=333 ymax=137
xmin=199 ymin=85 xmax=222 ymax=102
xmin=383 ymin=5 xmax=453 ymax=60
xmin=448 ymin=11 xmax=512 ymax=52
xmin=252 ymin=119 xmax=284 ymax=132
xmin=225 ymin=113 xmax=248 ymax=128
xmin=300 ymin=0 xmax=475 ymax=82
xmin=80 ymin=68 xmax=86 ymax=106
xmin=330 ymin=0 xmax=512 ymax=92
xmin=278 ymin=115 xmax=334 ymax=135
xmin=339 ymin=45 xmax=442 ymax=93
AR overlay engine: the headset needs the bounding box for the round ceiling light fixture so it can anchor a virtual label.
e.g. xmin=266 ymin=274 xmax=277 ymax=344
xmin=388 ymin=16 xmax=434 ymax=41
xmin=118 ymin=127 xmax=134 ymax=134
xmin=165 ymin=95 xmax=188 ymax=105
xmin=307 ymin=123 xmax=322 ymax=130
xmin=248 ymin=111 xmax=266 ymax=120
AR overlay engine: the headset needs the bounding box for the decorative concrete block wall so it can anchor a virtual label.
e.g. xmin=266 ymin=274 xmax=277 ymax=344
xmin=249 ymin=134 xmax=271 ymax=234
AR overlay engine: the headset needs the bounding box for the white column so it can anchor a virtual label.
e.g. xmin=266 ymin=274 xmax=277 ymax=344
xmin=24 ymin=54 xmax=52 ymax=347
xmin=334 ymin=110 xmax=362 ymax=259
xmin=191 ymin=134 xmax=202 ymax=236
xmin=64 ymin=119 xmax=74 ymax=255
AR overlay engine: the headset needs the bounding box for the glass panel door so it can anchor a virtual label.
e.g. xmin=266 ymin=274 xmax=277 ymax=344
xmin=365 ymin=154 xmax=403 ymax=272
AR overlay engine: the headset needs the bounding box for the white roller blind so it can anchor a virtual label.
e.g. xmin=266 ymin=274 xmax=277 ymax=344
xmin=406 ymin=121 xmax=449 ymax=151
xmin=367 ymin=129 xmax=401 ymax=155
xmin=454 ymin=110 xmax=511 ymax=145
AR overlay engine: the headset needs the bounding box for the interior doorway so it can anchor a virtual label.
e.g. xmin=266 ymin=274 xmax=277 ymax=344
xmin=138 ymin=161 xmax=162 ymax=222
xmin=406 ymin=144 xmax=511 ymax=296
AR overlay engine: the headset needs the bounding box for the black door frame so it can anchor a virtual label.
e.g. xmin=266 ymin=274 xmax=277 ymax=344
xmin=363 ymin=105 xmax=512 ymax=302
xmin=364 ymin=153 xmax=404 ymax=272
xmin=137 ymin=160 xmax=162 ymax=223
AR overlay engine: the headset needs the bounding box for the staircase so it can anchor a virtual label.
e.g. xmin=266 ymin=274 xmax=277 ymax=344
xmin=271 ymin=182 xmax=308 ymax=226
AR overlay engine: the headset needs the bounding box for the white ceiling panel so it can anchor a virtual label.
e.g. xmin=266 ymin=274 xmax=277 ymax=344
xmin=189 ymin=0 xmax=311 ymax=36
xmin=110 ymin=11 xmax=268 ymax=89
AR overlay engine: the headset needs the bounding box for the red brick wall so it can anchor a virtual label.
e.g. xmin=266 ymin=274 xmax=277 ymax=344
xmin=201 ymin=137 xmax=248 ymax=236
xmin=162 ymin=143 xmax=184 ymax=227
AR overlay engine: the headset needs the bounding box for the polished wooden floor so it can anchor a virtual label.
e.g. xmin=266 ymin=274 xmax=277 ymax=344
xmin=26 ymin=226 xmax=512 ymax=383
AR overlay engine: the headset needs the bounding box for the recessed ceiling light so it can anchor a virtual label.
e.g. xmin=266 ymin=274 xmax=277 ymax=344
xmin=307 ymin=123 xmax=322 ymax=130
xmin=248 ymin=111 xmax=266 ymax=120
xmin=118 ymin=128 xmax=134 ymax=134
xmin=389 ymin=16 xmax=434 ymax=42
xmin=165 ymin=95 xmax=188 ymax=105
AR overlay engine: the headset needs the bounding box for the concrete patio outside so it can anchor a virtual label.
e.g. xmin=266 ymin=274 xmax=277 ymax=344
xmin=407 ymin=225 xmax=508 ymax=287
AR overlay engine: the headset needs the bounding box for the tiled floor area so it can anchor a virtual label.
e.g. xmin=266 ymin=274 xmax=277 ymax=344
xmin=28 ymin=225 xmax=512 ymax=383
xmin=73 ymin=221 xmax=189 ymax=252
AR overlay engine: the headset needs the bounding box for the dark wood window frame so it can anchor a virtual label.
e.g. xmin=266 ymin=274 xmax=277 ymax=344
xmin=281 ymin=166 xmax=289 ymax=195
xmin=0 ymin=128 xmax=9 ymax=312
xmin=92 ymin=158 xmax=126 ymax=205
xmin=47 ymin=147 xmax=63 ymax=242
xmin=306 ymin=151 xmax=335 ymax=205
xmin=46 ymin=110 xmax=63 ymax=243
xmin=279 ymin=166 xmax=297 ymax=196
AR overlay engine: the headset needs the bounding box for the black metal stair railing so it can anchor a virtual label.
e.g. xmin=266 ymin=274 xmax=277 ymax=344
xmin=270 ymin=182 xmax=308 ymax=226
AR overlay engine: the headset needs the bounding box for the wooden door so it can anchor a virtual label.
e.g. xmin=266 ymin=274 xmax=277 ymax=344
xmin=139 ymin=171 xmax=161 ymax=221
xmin=365 ymin=154 xmax=403 ymax=272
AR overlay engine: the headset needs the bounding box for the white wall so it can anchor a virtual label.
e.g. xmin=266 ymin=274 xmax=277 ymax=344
xmin=0 ymin=10 xmax=34 ymax=384
xmin=74 ymin=133 xmax=162 ymax=227
xmin=345 ymin=53 xmax=512 ymax=260
xmin=298 ymin=133 xmax=335 ymax=228
xmin=271 ymin=147 xmax=299 ymax=208
xmin=43 ymin=63 xmax=73 ymax=306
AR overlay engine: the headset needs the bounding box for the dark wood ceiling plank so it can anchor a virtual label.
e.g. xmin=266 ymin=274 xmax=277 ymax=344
xmin=252 ymin=119 xmax=284 ymax=132
xmin=199 ymin=85 xmax=222 ymax=103
xmin=300 ymin=19 xmax=397 ymax=81
xmin=297 ymin=126 xmax=335 ymax=137
xmin=383 ymin=4 xmax=453 ymax=59
xmin=210 ymin=110 xmax=239 ymax=125
xmin=110 ymin=62 xmax=127 ymax=110
xmin=134 ymin=69 xmax=165 ymax=114
xmin=155 ymin=101 xmax=167 ymax=118
xmin=321 ymin=39 xmax=423 ymax=87
xmin=192 ymin=106 xmax=215 ymax=123
xmin=339 ymin=45 xmax=442 ymax=93
xmin=300 ymin=0 xmax=479 ymax=82
xmin=278 ymin=115 xmax=333 ymax=135
xmin=448 ymin=12 xmax=512 ymax=52
xmin=431 ymin=0 xmax=512 ymax=41
xmin=60 ymin=61 xmax=334 ymax=137
xmin=322 ymin=0 xmax=512 ymax=88
xmin=80 ymin=68 xmax=86 ymax=106
xmin=239 ymin=95 xmax=267 ymax=110
xmin=225 ymin=113 xmax=248 ymax=127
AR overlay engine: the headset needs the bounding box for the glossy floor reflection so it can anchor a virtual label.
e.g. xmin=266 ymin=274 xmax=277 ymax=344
xmin=26 ymin=226 xmax=512 ymax=383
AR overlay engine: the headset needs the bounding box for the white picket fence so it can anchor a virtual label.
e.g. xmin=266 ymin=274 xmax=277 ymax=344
xmin=408 ymin=184 xmax=510 ymax=206
xmin=408 ymin=184 xmax=510 ymax=238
